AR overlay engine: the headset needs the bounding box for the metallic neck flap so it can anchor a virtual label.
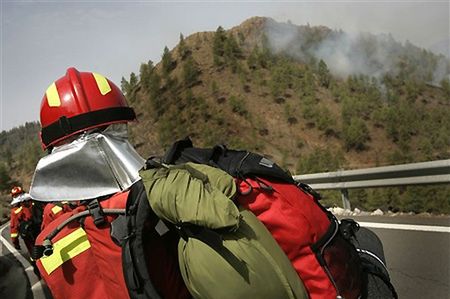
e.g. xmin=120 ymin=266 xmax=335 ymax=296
xmin=30 ymin=127 xmax=145 ymax=202
xmin=11 ymin=193 xmax=32 ymax=206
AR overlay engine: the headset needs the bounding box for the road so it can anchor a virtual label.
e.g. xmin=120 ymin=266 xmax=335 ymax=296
xmin=1 ymin=215 xmax=449 ymax=299
xmin=0 ymin=224 xmax=51 ymax=299
xmin=343 ymin=215 xmax=450 ymax=299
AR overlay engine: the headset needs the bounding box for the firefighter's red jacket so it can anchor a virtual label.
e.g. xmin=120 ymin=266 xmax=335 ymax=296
xmin=10 ymin=202 xmax=33 ymax=245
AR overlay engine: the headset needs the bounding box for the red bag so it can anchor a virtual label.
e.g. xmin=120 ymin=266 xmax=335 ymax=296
xmin=237 ymin=177 xmax=362 ymax=299
xmin=161 ymin=137 xmax=364 ymax=299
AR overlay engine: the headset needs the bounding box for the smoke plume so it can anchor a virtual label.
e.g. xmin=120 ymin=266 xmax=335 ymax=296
xmin=264 ymin=20 xmax=450 ymax=84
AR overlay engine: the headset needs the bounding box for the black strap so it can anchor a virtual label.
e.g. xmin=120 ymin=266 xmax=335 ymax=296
xmin=87 ymin=199 xmax=106 ymax=227
xmin=176 ymin=223 xmax=223 ymax=250
xmin=297 ymin=182 xmax=322 ymax=200
xmin=41 ymin=106 xmax=136 ymax=147
xmin=123 ymin=181 xmax=162 ymax=299
xmin=163 ymin=137 xmax=193 ymax=164
xmin=362 ymin=259 xmax=398 ymax=299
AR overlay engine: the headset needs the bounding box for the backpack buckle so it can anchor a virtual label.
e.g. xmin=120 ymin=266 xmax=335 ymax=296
xmin=87 ymin=199 xmax=106 ymax=227
xmin=339 ymin=219 xmax=360 ymax=240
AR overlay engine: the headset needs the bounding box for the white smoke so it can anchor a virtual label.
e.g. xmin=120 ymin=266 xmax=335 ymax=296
xmin=264 ymin=20 xmax=450 ymax=83
xmin=433 ymin=56 xmax=450 ymax=85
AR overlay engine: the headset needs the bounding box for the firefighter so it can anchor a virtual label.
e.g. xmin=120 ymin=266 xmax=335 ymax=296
xmin=29 ymin=68 xmax=190 ymax=299
xmin=40 ymin=201 xmax=74 ymax=230
xmin=9 ymin=186 xmax=34 ymax=252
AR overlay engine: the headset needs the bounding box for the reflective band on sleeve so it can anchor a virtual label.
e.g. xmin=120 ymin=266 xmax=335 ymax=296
xmin=14 ymin=207 xmax=23 ymax=214
xmin=93 ymin=73 xmax=112 ymax=95
xmin=51 ymin=205 xmax=63 ymax=214
xmin=40 ymin=227 xmax=91 ymax=275
xmin=46 ymin=82 xmax=61 ymax=107
xmin=11 ymin=233 xmax=18 ymax=238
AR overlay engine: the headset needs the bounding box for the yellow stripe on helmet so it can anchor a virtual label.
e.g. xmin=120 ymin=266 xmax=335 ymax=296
xmin=93 ymin=73 xmax=112 ymax=95
xmin=51 ymin=205 xmax=63 ymax=215
xmin=46 ymin=82 xmax=61 ymax=107
xmin=40 ymin=227 xmax=91 ymax=275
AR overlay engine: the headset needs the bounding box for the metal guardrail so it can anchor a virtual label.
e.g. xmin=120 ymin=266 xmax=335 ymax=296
xmin=293 ymin=159 xmax=450 ymax=210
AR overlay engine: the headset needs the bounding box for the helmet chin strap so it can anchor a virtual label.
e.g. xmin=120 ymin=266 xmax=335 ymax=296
xmin=30 ymin=129 xmax=145 ymax=202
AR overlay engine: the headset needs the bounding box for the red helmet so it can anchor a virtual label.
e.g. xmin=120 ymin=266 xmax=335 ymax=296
xmin=39 ymin=67 xmax=136 ymax=149
xmin=11 ymin=186 xmax=23 ymax=197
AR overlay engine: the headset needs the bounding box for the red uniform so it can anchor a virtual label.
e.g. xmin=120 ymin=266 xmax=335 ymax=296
xmin=33 ymin=68 xmax=191 ymax=298
xmin=36 ymin=191 xmax=190 ymax=299
xmin=41 ymin=202 xmax=73 ymax=230
xmin=10 ymin=201 xmax=34 ymax=252
xmin=36 ymin=193 xmax=129 ymax=299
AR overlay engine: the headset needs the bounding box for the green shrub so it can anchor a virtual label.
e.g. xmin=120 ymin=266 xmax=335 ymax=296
xmin=182 ymin=56 xmax=200 ymax=87
xmin=229 ymin=96 xmax=248 ymax=116
xmin=296 ymin=148 xmax=345 ymax=174
xmin=342 ymin=118 xmax=370 ymax=151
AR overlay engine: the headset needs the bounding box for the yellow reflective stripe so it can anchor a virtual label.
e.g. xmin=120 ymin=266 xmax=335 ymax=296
xmin=11 ymin=233 xmax=18 ymax=238
xmin=46 ymin=82 xmax=61 ymax=107
xmin=40 ymin=227 xmax=91 ymax=275
xmin=14 ymin=207 xmax=23 ymax=214
xmin=93 ymin=73 xmax=112 ymax=95
xmin=51 ymin=205 xmax=63 ymax=215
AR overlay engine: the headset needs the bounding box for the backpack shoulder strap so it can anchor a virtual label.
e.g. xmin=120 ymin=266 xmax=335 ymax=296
xmin=163 ymin=137 xmax=194 ymax=164
xmin=162 ymin=138 xmax=295 ymax=183
xmin=122 ymin=181 xmax=162 ymax=299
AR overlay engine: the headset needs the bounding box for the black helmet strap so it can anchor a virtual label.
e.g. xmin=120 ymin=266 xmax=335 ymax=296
xmin=41 ymin=106 xmax=136 ymax=147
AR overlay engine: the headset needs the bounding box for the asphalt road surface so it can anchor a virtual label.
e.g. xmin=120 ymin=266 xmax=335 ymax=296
xmin=0 ymin=224 xmax=51 ymax=299
xmin=1 ymin=215 xmax=449 ymax=299
xmin=345 ymin=215 xmax=450 ymax=299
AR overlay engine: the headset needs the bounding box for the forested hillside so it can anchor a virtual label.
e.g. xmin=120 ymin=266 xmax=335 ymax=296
xmin=0 ymin=122 xmax=42 ymax=221
xmin=1 ymin=17 xmax=449 ymax=218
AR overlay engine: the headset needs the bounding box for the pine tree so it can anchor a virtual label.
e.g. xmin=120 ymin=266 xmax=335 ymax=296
xmin=247 ymin=47 xmax=259 ymax=70
xmin=183 ymin=56 xmax=200 ymax=87
xmin=121 ymin=77 xmax=130 ymax=95
xmin=0 ymin=163 xmax=12 ymax=191
xmin=213 ymin=26 xmax=226 ymax=56
xmin=129 ymin=72 xmax=138 ymax=87
xmin=120 ymin=73 xmax=137 ymax=98
xmin=318 ymin=59 xmax=331 ymax=88
xmin=441 ymin=78 xmax=450 ymax=99
xmin=224 ymin=33 xmax=241 ymax=59
xmin=213 ymin=26 xmax=227 ymax=66
xmin=178 ymin=33 xmax=189 ymax=60
xmin=343 ymin=117 xmax=370 ymax=151
xmin=148 ymin=71 xmax=161 ymax=99
xmin=162 ymin=46 xmax=175 ymax=76
xmin=140 ymin=62 xmax=150 ymax=90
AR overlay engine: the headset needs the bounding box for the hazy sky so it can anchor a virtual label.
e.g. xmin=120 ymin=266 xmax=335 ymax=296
xmin=1 ymin=0 xmax=449 ymax=131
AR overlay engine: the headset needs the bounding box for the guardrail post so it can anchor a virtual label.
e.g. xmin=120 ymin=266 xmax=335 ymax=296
xmin=341 ymin=189 xmax=351 ymax=210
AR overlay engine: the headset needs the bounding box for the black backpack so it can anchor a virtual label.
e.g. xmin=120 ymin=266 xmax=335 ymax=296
xmin=19 ymin=202 xmax=44 ymax=241
xmin=158 ymin=137 xmax=397 ymax=299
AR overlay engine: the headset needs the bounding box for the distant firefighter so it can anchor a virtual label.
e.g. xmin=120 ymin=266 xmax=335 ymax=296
xmin=9 ymin=186 xmax=37 ymax=252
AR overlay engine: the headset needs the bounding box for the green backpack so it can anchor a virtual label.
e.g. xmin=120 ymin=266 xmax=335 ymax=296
xmin=140 ymin=162 xmax=307 ymax=299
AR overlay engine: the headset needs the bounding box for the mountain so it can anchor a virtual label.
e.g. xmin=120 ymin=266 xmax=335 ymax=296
xmin=1 ymin=17 xmax=449 ymax=217
xmin=126 ymin=17 xmax=449 ymax=167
